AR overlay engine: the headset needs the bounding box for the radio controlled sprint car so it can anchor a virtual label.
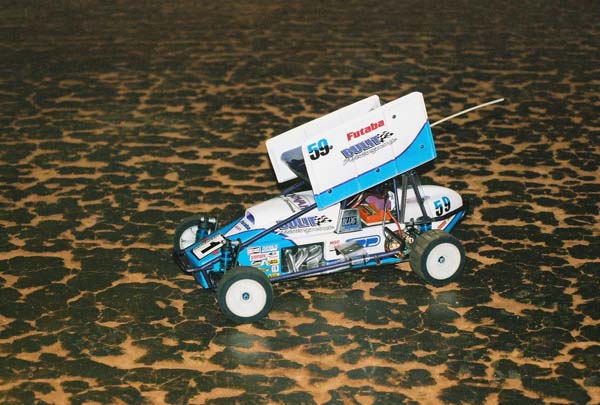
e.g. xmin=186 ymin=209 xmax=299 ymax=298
xmin=173 ymin=92 xmax=495 ymax=323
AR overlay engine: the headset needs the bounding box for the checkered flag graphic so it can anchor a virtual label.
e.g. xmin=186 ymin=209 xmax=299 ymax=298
xmin=314 ymin=215 xmax=332 ymax=226
xmin=378 ymin=131 xmax=393 ymax=142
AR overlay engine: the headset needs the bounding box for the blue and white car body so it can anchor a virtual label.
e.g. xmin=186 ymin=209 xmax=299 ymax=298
xmin=180 ymin=186 xmax=464 ymax=288
xmin=173 ymin=92 xmax=466 ymax=291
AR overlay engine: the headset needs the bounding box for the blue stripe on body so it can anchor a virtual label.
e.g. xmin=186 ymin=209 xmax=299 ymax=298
xmin=315 ymin=122 xmax=436 ymax=208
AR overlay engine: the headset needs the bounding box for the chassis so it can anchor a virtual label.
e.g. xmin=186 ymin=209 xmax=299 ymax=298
xmin=172 ymin=92 xmax=474 ymax=322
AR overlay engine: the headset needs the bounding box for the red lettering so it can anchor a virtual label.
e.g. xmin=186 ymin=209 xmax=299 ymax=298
xmin=346 ymin=120 xmax=385 ymax=141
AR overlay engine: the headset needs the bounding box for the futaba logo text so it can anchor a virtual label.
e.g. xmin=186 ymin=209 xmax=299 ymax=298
xmin=346 ymin=120 xmax=384 ymax=141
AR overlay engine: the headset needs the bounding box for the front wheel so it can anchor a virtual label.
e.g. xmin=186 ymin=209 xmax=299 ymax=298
xmin=409 ymin=230 xmax=465 ymax=286
xmin=217 ymin=267 xmax=274 ymax=323
xmin=173 ymin=215 xmax=216 ymax=251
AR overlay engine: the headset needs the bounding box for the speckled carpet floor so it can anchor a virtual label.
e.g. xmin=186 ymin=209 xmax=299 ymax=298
xmin=1 ymin=1 xmax=598 ymax=404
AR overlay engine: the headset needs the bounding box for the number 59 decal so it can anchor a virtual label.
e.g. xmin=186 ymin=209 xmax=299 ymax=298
xmin=307 ymin=138 xmax=332 ymax=160
xmin=434 ymin=196 xmax=451 ymax=216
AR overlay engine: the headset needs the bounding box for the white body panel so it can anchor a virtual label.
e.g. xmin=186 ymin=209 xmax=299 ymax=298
xmin=224 ymin=185 xmax=462 ymax=263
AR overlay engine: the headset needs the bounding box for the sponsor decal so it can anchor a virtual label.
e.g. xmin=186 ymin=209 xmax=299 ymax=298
xmin=279 ymin=196 xmax=297 ymax=212
xmin=347 ymin=235 xmax=381 ymax=248
xmin=287 ymin=193 xmax=311 ymax=211
xmin=346 ymin=120 xmax=385 ymax=141
xmin=261 ymin=244 xmax=278 ymax=253
xmin=276 ymin=215 xmax=334 ymax=234
xmin=328 ymin=239 xmax=341 ymax=251
xmin=341 ymin=131 xmax=395 ymax=165
xmin=336 ymin=208 xmax=361 ymax=233
xmin=342 ymin=216 xmax=358 ymax=227
xmin=248 ymin=245 xmax=278 ymax=256
xmin=249 ymin=247 xmax=279 ymax=269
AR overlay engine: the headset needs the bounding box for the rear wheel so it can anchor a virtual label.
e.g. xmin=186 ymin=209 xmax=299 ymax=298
xmin=217 ymin=267 xmax=273 ymax=323
xmin=410 ymin=230 xmax=465 ymax=286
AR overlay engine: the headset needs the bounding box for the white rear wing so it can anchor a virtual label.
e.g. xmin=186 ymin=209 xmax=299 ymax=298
xmin=267 ymin=92 xmax=436 ymax=209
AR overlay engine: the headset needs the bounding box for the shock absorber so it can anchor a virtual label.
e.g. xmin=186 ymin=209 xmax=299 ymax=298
xmin=195 ymin=217 xmax=210 ymax=243
xmin=219 ymin=239 xmax=233 ymax=271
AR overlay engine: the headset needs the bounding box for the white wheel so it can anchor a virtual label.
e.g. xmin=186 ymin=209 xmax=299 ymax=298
xmin=178 ymin=225 xmax=199 ymax=250
xmin=217 ymin=267 xmax=273 ymax=323
xmin=225 ymin=279 xmax=268 ymax=319
xmin=410 ymin=230 xmax=466 ymax=286
xmin=425 ymin=242 xmax=462 ymax=280
xmin=173 ymin=215 xmax=216 ymax=251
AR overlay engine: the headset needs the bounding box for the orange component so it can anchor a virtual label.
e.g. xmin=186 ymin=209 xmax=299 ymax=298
xmin=359 ymin=202 xmax=392 ymax=224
